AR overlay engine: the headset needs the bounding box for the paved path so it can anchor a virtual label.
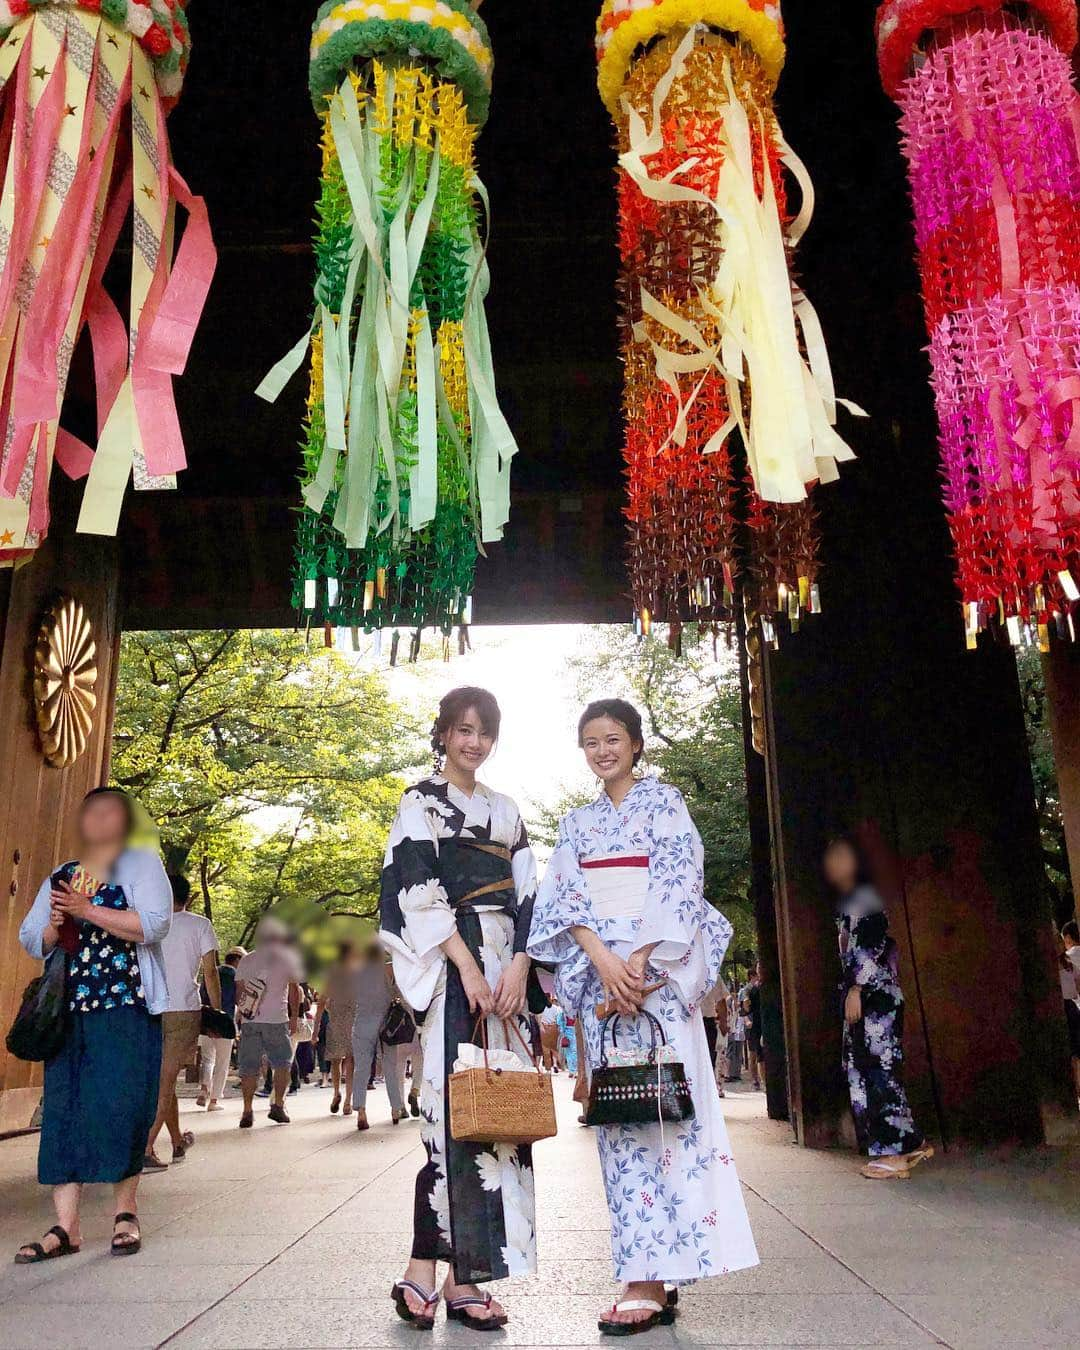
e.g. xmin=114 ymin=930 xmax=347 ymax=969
xmin=0 ymin=1078 xmax=1076 ymax=1348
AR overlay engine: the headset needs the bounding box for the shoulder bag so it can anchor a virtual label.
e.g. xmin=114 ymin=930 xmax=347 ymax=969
xmin=6 ymin=951 xmax=69 ymax=1063
xmin=379 ymin=998 xmax=417 ymax=1047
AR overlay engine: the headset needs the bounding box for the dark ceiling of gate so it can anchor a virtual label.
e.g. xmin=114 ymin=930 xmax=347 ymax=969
xmin=103 ymin=0 xmax=932 ymax=630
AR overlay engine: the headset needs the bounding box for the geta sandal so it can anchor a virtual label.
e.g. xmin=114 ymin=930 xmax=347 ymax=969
xmin=391 ymin=1279 xmax=439 ymax=1330
xmin=446 ymin=1291 xmax=507 ymax=1331
xmin=861 ymin=1157 xmax=910 ymax=1180
xmin=111 ymin=1212 xmax=141 ymax=1256
xmin=599 ymin=1299 xmax=675 ymax=1336
xmin=14 ymin=1225 xmax=79 ymax=1264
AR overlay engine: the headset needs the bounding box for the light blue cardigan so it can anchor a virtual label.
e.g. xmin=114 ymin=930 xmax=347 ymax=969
xmin=19 ymin=849 xmax=174 ymax=1015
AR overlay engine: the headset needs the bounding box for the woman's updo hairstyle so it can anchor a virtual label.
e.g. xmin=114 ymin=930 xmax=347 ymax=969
xmin=431 ymin=686 xmax=502 ymax=769
xmin=577 ymin=698 xmax=645 ymax=766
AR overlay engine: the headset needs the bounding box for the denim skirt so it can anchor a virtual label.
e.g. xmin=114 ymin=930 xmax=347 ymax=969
xmin=38 ymin=1005 xmax=162 ymax=1185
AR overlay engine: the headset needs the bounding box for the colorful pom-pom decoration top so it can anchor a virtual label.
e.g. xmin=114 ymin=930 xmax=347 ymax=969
xmin=260 ymin=0 xmax=518 ymax=645
xmin=879 ymin=0 xmax=1080 ymax=646
xmin=597 ymin=2 xmax=860 ymax=648
xmin=0 ymin=0 xmax=215 ymax=566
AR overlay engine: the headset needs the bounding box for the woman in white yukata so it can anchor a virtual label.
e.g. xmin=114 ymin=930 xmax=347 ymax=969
xmin=379 ymin=687 xmax=541 ymax=1333
xmin=529 ymin=698 xmax=758 ymax=1336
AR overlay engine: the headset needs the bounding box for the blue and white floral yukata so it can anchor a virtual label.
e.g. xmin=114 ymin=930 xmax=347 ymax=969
xmin=837 ymin=885 xmax=925 ymax=1158
xmin=528 ymin=777 xmax=759 ymax=1285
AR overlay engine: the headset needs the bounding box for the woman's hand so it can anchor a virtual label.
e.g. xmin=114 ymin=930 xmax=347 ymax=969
xmin=51 ymin=882 xmax=94 ymax=924
xmin=459 ymin=957 xmax=496 ymax=1017
xmin=593 ymin=947 xmax=642 ymax=1016
xmin=627 ymin=943 xmax=658 ymax=982
xmin=844 ymin=986 xmax=863 ymax=1025
xmin=493 ymin=953 xmax=530 ymax=1018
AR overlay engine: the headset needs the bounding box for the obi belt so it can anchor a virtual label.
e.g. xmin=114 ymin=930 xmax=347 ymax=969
xmin=581 ymin=853 xmax=650 ymax=920
xmin=438 ymin=839 xmax=517 ymax=914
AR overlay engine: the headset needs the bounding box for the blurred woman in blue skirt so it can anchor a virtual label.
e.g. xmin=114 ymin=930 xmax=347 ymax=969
xmin=15 ymin=789 xmax=172 ymax=1263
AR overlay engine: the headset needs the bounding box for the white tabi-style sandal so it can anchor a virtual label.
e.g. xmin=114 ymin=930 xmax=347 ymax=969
xmin=598 ymin=1298 xmax=677 ymax=1336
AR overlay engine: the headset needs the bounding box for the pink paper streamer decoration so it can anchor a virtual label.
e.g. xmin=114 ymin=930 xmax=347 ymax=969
xmin=883 ymin=7 xmax=1080 ymax=643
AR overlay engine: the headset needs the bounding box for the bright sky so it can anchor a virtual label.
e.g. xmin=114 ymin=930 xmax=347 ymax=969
xmin=349 ymin=625 xmax=600 ymax=838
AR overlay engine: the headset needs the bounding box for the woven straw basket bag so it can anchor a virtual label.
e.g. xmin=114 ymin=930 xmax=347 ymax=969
xmin=449 ymin=1016 xmax=558 ymax=1146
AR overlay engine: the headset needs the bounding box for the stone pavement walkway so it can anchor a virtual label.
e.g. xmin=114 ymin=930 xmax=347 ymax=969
xmin=0 ymin=1077 xmax=1076 ymax=1349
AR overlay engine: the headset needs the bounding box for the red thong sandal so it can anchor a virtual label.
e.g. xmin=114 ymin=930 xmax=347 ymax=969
xmin=598 ymin=1298 xmax=675 ymax=1336
xmin=14 ymin=1225 xmax=80 ymax=1264
xmin=446 ymin=1291 xmax=508 ymax=1332
xmin=390 ymin=1279 xmax=440 ymax=1330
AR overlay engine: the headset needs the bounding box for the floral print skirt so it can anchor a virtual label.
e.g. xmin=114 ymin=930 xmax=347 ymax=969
xmin=411 ymin=909 xmax=537 ymax=1283
xmin=581 ymin=978 xmax=759 ymax=1285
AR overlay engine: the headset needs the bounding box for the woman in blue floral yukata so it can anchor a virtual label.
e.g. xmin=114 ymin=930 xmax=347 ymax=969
xmin=529 ymin=698 xmax=758 ymax=1336
xmin=15 ymin=788 xmax=172 ymax=1263
xmin=823 ymin=836 xmax=934 ymax=1181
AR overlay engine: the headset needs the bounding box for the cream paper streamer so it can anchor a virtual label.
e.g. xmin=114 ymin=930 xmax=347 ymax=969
xmin=618 ymin=25 xmax=863 ymax=504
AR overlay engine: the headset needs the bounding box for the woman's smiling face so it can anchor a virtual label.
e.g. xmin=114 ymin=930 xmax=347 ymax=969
xmin=442 ymin=706 xmax=494 ymax=777
xmin=579 ymin=715 xmax=641 ymax=785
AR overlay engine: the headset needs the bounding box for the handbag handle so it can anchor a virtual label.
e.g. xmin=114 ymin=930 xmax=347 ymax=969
xmin=598 ymin=1007 xmax=667 ymax=1069
xmin=471 ymin=1013 xmax=543 ymax=1077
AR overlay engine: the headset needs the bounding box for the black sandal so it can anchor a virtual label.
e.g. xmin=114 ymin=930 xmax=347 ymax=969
xmin=446 ymin=1292 xmax=508 ymax=1332
xmin=111 ymin=1211 xmax=141 ymax=1256
xmin=598 ymin=1299 xmax=675 ymax=1336
xmin=14 ymin=1225 xmax=79 ymax=1264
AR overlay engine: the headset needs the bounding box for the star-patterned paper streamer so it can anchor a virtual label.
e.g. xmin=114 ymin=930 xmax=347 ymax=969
xmin=878 ymin=0 xmax=1080 ymax=647
xmin=598 ymin=3 xmax=860 ymax=648
xmin=260 ymin=0 xmax=518 ymax=643
xmin=0 ymin=0 xmax=215 ymax=566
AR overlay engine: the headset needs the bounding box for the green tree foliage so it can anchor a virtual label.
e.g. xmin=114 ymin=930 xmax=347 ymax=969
xmin=559 ymin=625 xmax=757 ymax=957
xmin=1016 ymin=648 xmax=1073 ymax=927
xmin=111 ymin=631 xmax=422 ymax=947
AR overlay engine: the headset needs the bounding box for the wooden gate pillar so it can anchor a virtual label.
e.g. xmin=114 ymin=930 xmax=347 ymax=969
xmin=0 ymin=476 xmax=120 ymax=1133
xmin=758 ymin=476 xmax=1076 ymax=1149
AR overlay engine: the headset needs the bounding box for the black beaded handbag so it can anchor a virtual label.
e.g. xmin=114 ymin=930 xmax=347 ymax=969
xmin=585 ymin=1009 xmax=695 ymax=1127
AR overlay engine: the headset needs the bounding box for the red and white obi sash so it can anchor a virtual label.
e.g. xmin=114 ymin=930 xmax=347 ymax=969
xmin=581 ymin=853 xmax=650 ymax=920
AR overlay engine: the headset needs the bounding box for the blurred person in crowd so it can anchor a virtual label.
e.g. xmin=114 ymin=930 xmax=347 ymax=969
xmin=16 ymin=788 xmax=171 ymax=1261
xmin=349 ymin=942 xmax=397 ymax=1129
xmin=197 ymin=946 xmax=244 ymax=1111
xmin=1060 ymin=920 xmax=1080 ymax=1099
xmin=314 ymin=941 xmax=360 ymax=1116
xmin=538 ymin=995 xmax=561 ymax=1071
xmin=742 ymin=962 xmax=764 ymax=1092
xmin=235 ymin=919 xmax=303 ymax=1127
xmin=726 ymin=988 xmax=745 ymax=1081
xmin=824 ymin=836 xmax=933 ymax=1180
xmin=700 ymin=974 xmax=728 ymax=1095
xmin=293 ymin=983 xmax=317 ymax=1087
xmin=144 ymin=876 xmax=220 ymax=1171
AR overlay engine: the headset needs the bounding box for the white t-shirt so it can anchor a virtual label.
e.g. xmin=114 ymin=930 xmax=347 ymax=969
xmin=236 ymin=945 xmax=304 ymax=1024
xmin=1065 ymin=946 xmax=1080 ymax=1004
xmin=162 ymin=910 xmax=219 ymax=1013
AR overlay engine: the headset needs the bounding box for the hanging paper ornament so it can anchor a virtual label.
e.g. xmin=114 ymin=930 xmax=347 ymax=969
xmin=597 ymin=2 xmax=859 ymax=645
xmin=0 ymin=0 xmax=215 ymax=567
xmin=877 ymin=0 xmax=1080 ymax=646
xmin=260 ymin=0 xmax=518 ymax=641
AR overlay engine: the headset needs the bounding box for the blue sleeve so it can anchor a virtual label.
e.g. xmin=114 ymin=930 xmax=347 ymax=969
xmin=123 ymin=851 xmax=173 ymax=946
